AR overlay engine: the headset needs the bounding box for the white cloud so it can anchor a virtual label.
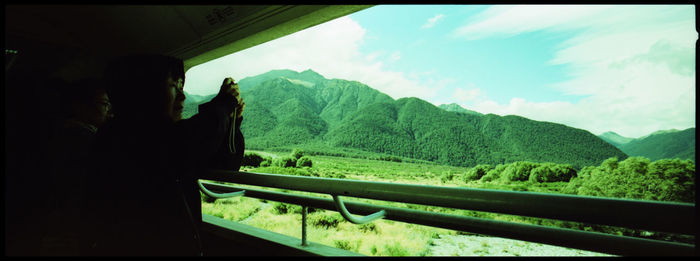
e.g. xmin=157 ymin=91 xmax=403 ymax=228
xmin=469 ymin=56 xmax=696 ymax=138
xmin=453 ymin=5 xmax=696 ymax=138
xmin=186 ymin=16 xmax=439 ymax=101
xmin=453 ymin=86 xmax=481 ymax=102
xmin=389 ymin=51 xmax=402 ymax=62
xmin=422 ymin=14 xmax=445 ymax=29
xmin=364 ymin=51 xmax=384 ymax=62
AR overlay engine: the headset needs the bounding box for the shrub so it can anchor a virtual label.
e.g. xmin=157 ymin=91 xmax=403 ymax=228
xmin=272 ymin=202 xmax=301 ymax=215
xmin=528 ymin=167 xmax=546 ymax=183
xmin=572 ymin=156 xmax=695 ymax=203
xmin=242 ymin=152 xmax=265 ymax=167
xmin=321 ymin=170 xmax=346 ymax=179
xmin=378 ymin=155 xmax=402 ymax=162
xmin=275 ymin=156 xmax=297 ymax=168
xmin=359 ymin=222 xmax=380 ymax=234
xmin=601 ymin=157 xmax=619 ymax=172
xmin=297 ymin=156 xmax=313 ymax=168
xmin=260 ymin=160 xmax=271 ymax=167
xmin=309 ymin=212 xmax=344 ymax=228
xmin=480 ymin=170 xmax=499 ymax=182
xmin=465 ymin=164 xmax=492 ymax=182
xmin=528 ymin=163 xmax=576 ymax=183
xmin=560 ymin=176 xmax=584 ymax=195
xmin=555 ymin=164 xmax=577 ymax=182
xmin=440 ymin=172 xmax=455 ymax=183
xmin=291 ymin=148 xmax=304 ymax=160
xmin=334 ymin=240 xmax=352 ymax=250
xmin=480 ymin=164 xmax=506 ymax=182
xmin=501 ymin=161 xmax=539 ymax=182
xmin=647 ymin=158 xmax=695 ymax=203
xmin=384 ymin=242 xmax=409 ymax=256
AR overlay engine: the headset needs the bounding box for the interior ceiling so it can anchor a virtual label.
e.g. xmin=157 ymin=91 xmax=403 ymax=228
xmin=5 ymin=5 xmax=370 ymax=70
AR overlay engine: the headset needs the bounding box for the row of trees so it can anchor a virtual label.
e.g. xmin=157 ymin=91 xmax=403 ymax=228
xmin=242 ymin=148 xmax=313 ymax=168
xmin=242 ymin=148 xmax=694 ymax=204
xmin=465 ymin=156 xmax=695 ymax=203
xmin=561 ymin=157 xmax=695 ymax=203
xmin=464 ymin=161 xmax=578 ymax=184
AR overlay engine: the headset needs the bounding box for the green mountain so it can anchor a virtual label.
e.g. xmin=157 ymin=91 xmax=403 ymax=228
xmin=183 ymin=91 xmax=215 ymax=119
xmin=238 ymin=69 xmax=327 ymax=92
xmin=598 ymin=131 xmax=634 ymax=148
xmin=185 ymin=69 xmax=628 ymax=168
xmin=637 ymin=129 xmax=682 ymax=140
xmin=618 ymin=128 xmax=695 ymax=161
xmin=438 ymin=103 xmax=483 ymax=116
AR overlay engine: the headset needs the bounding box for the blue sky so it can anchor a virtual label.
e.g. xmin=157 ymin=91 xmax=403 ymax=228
xmin=186 ymin=5 xmax=696 ymax=138
xmin=351 ymin=5 xmax=578 ymax=104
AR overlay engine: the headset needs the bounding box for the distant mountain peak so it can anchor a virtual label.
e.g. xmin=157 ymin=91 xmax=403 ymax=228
xmin=643 ymin=129 xmax=681 ymax=138
xmin=600 ymin=131 xmax=630 ymax=140
xmin=300 ymin=68 xmax=321 ymax=75
xmin=438 ymin=103 xmax=483 ymax=116
xmin=601 ymin=131 xmax=620 ymax=136
xmin=598 ymin=131 xmax=634 ymax=147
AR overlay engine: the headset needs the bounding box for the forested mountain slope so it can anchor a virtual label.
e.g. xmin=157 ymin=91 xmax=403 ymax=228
xmin=619 ymin=128 xmax=695 ymax=161
xmin=185 ymin=69 xmax=628 ymax=168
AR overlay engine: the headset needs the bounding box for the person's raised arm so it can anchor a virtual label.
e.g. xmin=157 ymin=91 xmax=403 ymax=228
xmin=175 ymin=78 xmax=245 ymax=178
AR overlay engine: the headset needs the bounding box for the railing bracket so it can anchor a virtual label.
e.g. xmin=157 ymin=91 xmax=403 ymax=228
xmin=332 ymin=194 xmax=385 ymax=224
xmin=199 ymin=180 xmax=245 ymax=199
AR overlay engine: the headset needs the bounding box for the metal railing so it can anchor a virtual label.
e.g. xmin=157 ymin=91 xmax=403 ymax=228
xmin=199 ymin=170 xmax=696 ymax=256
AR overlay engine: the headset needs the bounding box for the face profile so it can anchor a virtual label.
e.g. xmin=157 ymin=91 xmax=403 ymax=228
xmin=165 ymin=77 xmax=186 ymax=122
xmin=91 ymin=91 xmax=112 ymax=128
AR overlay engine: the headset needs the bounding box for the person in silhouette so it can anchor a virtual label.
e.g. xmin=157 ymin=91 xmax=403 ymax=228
xmin=82 ymin=54 xmax=245 ymax=256
xmin=40 ymin=78 xmax=114 ymax=255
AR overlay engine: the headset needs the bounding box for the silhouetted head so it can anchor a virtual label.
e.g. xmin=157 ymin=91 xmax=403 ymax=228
xmin=63 ymin=78 xmax=112 ymax=129
xmin=103 ymin=54 xmax=186 ymax=123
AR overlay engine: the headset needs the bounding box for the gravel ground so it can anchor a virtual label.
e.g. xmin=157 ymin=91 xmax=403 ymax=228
xmin=429 ymin=235 xmax=614 ymax=256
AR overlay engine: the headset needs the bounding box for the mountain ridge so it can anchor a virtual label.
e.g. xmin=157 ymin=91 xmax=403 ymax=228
xmin=185 ymin=69 xmax=630 ymax=168
xmin=598 ymin=131 xmax=634 ymax=148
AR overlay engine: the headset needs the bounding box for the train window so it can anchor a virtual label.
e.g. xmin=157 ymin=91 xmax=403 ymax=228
xmin=190 ymin=5 xmax=695 ymax=256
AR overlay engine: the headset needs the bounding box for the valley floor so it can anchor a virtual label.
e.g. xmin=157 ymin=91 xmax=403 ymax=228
xmin=203 ymin=151 xmax=653 ymax=256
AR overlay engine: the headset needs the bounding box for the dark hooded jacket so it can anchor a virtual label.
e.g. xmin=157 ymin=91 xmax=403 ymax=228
xmin=81 ymin=55 xmax=244 ymax=255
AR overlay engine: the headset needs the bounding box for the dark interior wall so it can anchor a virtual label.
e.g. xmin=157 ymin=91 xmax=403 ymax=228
xmin=4 ymin=34 xmax=102 ymax=255
xmin=6 ymin=33 xmax=109 ymax=82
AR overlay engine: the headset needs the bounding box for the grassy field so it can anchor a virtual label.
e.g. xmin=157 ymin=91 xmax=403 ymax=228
xmin=201 ymin=151 xmax=607 ymax=256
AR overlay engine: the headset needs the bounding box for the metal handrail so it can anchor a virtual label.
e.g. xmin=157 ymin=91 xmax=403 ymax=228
xmin=199 ymin=181 xmax=695 ymax=256
xmin=201 ymin=170 xmax=695 ymax=235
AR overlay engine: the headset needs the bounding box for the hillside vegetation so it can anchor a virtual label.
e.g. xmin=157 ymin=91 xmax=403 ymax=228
xmin=598 ymin=128 xmax=695 ymax=162
xmin=621 ymin=128 xmax=695 ymax=161
xmin=184 ymin=69 xmax=627 ymax=169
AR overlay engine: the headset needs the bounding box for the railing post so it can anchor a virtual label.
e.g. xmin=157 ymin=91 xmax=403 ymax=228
xmin=301 ymin=205 xmax=309 ymax=246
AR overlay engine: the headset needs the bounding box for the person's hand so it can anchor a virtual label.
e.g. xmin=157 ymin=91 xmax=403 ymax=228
xmin=220 ymin=77 xmax=245 ymax=119
xmin=235 ymin=100 xmax=245 ymax=119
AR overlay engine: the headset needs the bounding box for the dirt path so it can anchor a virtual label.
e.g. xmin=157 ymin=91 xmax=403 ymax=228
xmin=428 ymin=234 xmax=613 ymax=256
